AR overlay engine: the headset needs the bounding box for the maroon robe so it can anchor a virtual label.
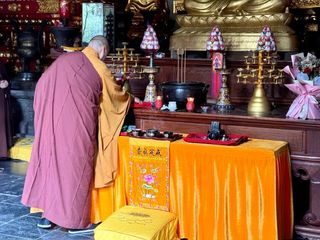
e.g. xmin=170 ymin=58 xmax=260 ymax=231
xmin=21 ymin=51 xmax=102 ymax=229
xmin=0 ymin=62 xmax=12 ymax=158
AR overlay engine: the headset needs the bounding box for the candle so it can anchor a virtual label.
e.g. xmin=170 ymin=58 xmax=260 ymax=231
xmin=186 ymin=97 xmax=195 ymax=112
xmin=155 ymin=96 xmax=163 ymax=110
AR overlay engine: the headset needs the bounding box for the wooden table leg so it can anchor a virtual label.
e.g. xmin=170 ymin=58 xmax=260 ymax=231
xmin=293 ymin=158 xmax=320 ymax=240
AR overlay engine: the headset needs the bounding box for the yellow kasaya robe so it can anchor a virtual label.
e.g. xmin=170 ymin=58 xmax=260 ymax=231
xmin=82 ymin=47 xmax=131 ymax=188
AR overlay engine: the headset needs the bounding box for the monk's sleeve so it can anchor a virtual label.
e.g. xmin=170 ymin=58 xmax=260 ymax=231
xmin=95 ymin=67 xmax=131 ymax=188
xmin=82 ymin=46 xmax=132 ymax=187
xmin=99 ymin=68 xmax=131 ymax=150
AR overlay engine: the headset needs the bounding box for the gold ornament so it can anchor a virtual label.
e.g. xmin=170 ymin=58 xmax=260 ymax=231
xmin=237 ymin=51 xmax=284 ymax=116
xmin=184 ymin=0 xmax=288 ymax=15
xmin=8 ymin=3 xmax=21 ymax=12
xmin=126 ymin=0 xmax=161 ymax=12
xmin=36 ymin=0 xmax=59 ymax=13
xmin=290 ymin=0 xmax=320 ymax=9
xmin=170 ymin=0 xmax=298 ymax=51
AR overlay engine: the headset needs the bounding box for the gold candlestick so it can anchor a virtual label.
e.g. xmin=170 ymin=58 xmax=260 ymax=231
xmin=215 ymin=68 xmax=234 ymax=111
xmin=108 ymin=42 xmax=143 ymax=93
xmin=143 ymin=65 xmax=159 ymax=103
xmin=237 ymin=50 xmax=285 ymax=116
xmin=211 ymin=50 xmax=234 ymax=111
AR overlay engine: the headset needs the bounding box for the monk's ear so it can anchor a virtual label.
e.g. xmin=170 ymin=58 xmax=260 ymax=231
xmin=99 ymin=47 xmax=106 ymax=60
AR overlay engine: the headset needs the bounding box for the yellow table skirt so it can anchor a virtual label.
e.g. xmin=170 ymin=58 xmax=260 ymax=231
xmin=91 ymin=137 xmax=293 ymax=240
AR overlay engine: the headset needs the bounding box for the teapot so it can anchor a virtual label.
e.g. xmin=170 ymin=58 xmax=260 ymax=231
xmin=207 ymin=121 xmax=225 ymax=140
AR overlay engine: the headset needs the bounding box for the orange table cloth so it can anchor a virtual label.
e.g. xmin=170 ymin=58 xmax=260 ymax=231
xmin=91 ymin=137 xmax=293 ymax=240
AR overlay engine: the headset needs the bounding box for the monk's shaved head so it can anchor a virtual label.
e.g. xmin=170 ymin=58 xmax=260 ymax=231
xmin=88 ymin=35 xmax=109 ymax=60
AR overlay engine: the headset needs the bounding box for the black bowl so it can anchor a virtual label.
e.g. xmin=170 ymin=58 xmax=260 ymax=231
xmin=163 ymin=131 xmax=173 ymax=138
xmin=159 ymin=81 xmax=209 ymax=110
xmin=131 ymin=129 xmax=142 ymax=137
xmin=146 ymin=129 xmax=160 ymax=137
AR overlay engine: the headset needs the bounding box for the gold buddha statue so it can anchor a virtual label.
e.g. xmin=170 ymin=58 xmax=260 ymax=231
xmin=125 ymin=0 xmax=169 ymax=48
xmin=126 ymin=0 xmax=162 ymax=12
xmin=170 ymin=0 xmax=298 ymax=51
xmin=184 ymin=0 xmax=288 ymax=15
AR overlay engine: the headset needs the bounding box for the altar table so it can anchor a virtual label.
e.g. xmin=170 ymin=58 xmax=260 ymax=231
xmin=91 ymin=137 xmax=293 ymax=240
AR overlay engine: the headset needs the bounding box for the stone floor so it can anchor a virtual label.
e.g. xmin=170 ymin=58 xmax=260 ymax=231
xmin=0 ymin=158 xmax=94 ymax=240
xmin=0 ymin=158 xmax=308 ymax=240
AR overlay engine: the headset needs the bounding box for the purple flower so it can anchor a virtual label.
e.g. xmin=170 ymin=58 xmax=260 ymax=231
xmin=144 ymin=174 xmax=155 ymax=185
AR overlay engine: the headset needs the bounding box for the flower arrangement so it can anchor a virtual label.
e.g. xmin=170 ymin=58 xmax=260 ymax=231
xmin=283 ymin=53 xmax=320 ymax=119
xmin=284 ymin=53 xmax=320 ymax=85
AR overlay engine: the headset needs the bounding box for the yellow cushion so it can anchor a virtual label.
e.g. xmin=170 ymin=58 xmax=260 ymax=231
xmin=9 ymin=137 xmax=33 ymax=161
xmin=94 ymin=206 xmax=178 ymax=240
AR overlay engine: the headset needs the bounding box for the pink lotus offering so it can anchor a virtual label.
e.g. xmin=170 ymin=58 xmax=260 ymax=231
xmin=140 ymin=25 xmax=160 ymax=53
xmin=256 ymin=26 xmax=276 ymax=52
xmin=206 ymin=26 xmax=225 ymax=52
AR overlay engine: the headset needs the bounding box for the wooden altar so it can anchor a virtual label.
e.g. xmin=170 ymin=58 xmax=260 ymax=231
xmin=133 ymin=107 xmax=320 ymax=239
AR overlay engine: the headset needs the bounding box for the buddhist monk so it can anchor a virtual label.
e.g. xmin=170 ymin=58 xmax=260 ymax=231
xmin=0 ymin=62 xmax=12 ymax=158
xmin=21 ymin=36 xmax=139 ymax=234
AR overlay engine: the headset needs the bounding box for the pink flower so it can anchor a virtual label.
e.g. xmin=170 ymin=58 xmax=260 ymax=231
xmin=303 ymin=67 xmax=312 ymax=74
xmin=144 ymin=174 xmax=155 ymax=185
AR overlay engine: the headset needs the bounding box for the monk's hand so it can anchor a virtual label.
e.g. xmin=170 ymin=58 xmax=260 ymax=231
xmin=0 ymin=80 xmax=8 ymax=89
xmin=134 ymin=96 xmax=142 ymax=104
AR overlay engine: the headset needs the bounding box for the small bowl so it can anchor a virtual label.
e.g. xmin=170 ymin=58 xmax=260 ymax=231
xmin=131 ymin=129 xmax=142 ymax=137
xmin=146 ymin=129 xmax=160 ymax=137
xmin=163 ymin=131 xmax=173 ymax=138
xmin=201 ymin=105 xmax=209 ymax=113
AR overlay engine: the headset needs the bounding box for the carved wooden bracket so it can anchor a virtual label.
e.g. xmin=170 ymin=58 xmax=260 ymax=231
xmin=292 ymin=158 xmax=320 ymax=227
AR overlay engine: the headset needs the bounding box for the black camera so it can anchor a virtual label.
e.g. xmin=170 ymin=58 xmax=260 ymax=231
xmin=207 ymin=121 xmax=225 ymax=140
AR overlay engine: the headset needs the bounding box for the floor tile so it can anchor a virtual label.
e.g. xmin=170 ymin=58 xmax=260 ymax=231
xmin=0 ymin=159 xmax=28 ymax=176
xmin=0 ymin=194 xmax=22 ymax=205
xmin=0 ymin=173 xmax=24 ymax=184
xmin=39 ymin=230 xmax=94 ymax=239
xmin=0 ymin=178 xmax=25 ymax=195
xmin=0 ymin=215 xmax=60 ymax=239
xmin=0 ymin=234 xmax=31 ymax=239
xmin=0 ymin=203 xmax=29 ymax=222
